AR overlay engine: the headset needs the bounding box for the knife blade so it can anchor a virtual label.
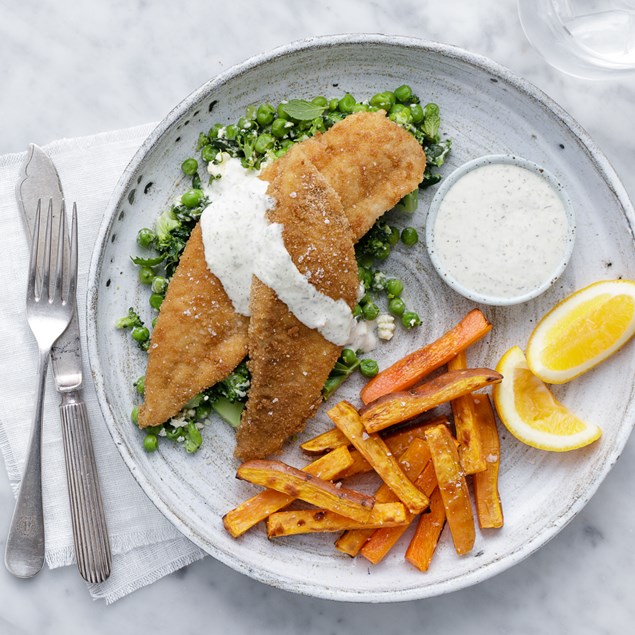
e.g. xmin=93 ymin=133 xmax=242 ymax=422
xmin=16 ymin=146 xmax=111 ymax=583
xmin=17 ymin=145 xmax=82 ymax=391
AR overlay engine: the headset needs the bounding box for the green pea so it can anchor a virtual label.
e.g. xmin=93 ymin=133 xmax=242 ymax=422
xmin=401 ymin=227 xmax=419 ymax=246
xmin=384 ymin=91 xmax=396 ymax=107
xmin=136 ymin=227 xmax=156 ymax=248
xmin=276 ymin=104 xmax=289 ymax=120
xmin=281 ymin=139 xmax=294 ymax=150
xmin=208 ymin=123 xmax=223 ymax=138
xmin=389 ymin=106 xmax=413 ymax=125
xmin=144 ymin=433 xmax=158 ymax=452
xmin=151 ymin=316 xmax=158 ymax=328
xmin=352 ymin=103 xmax=368 ymax=113
xmin=388 ymin=297 xmax=406 ymax=316
xmin=245 ymin=104 xmax=258 ymax=120
xmin=388 ymin=225 xmax=400 ymax=246
xmin=135 ymin=375 xmax=145 ymax=395
xmin=138 ymin=266 xmax=154 ymax=285
xmin=369 ymin=92 xmax=392 ymax=111
xmin=389 ymin=103 xmax=409 ymax=115
xmin=359 ymin=292 xmax=373 ymax=306
xmin=352 ymin=304 xmax=363 ymax=319
xmin=394 ymin=84 xmax=413 ymax=103
xmin=358 ymin=266 xmax=373 ymax=288
xmin=341 ymin=348 xmax=358 ymax=366
xmin=402 ymin=311 xmax=422 ymax=329
xmin=149 ymin=293 xmax=164 ymax=310
xmin=359 ymin=359 xmax=379 ymax=378
xmin=312 ymin=96 xmax=328 ymax=107
xmin=181 ymin=158 xmax=198 ymax=176
xmin=363 ymin=302 xmax=380 ymax=321
xmin=151 ymin=276 xmax=168 ymax=294
xmin=237 ymin=116 xmax=252 ymax=129
xmin=256 ymin=103 xmax=276 ymax=126
xmin=181 ymin=188 xmax=204 ymax=208
xmin=201 ymin=145 xmax=217 ymax=163
xmin=131 ymin=405 xmax=139 ymax=425
xmin=375 ymin=243 xmax=391 ymax=261
xmin=328 ymin=98 xmax=339 ymax=111
xmin=338 ymin=93 xmax=356 ymax=113
xmin=271 ymin=118 xmax=289 ymax=138
xmin=225 ymin=124 xmax=239 ymax=140
xmin=385 ymin=278 xmax=404 ymax=298
xmin=131 ymin=326 xmax=149 ymax=342
xmin=196 ymin=402 xmax=212 ymax=420
xmin=409 ymin=103 xmax=424 ymax=123
xmin=254 ymin=133 xmax=275 ymax=154
xmin=146 ymin=425 xmax=163 ymax=435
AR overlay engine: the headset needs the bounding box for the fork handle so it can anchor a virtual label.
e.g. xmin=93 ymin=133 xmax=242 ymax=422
xmin=5 ymin=350 xmax=48 ymax=578
xmin=59 ymin=391 xmax=111 ymax=583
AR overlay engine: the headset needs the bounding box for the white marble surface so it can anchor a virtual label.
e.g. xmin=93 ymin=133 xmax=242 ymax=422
xmin=1 ymin=1 xmax=634 ymax=633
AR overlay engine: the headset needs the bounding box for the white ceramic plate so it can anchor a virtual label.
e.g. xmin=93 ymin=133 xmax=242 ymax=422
xmin=87 ymin=35 xmax=635 ymax=601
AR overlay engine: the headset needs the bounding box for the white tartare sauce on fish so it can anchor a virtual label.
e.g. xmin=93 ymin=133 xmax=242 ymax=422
xmin=199 ymin=157 xmax=356 ymax=346
xmin=430 ymin=163 xmax=570 ymax=299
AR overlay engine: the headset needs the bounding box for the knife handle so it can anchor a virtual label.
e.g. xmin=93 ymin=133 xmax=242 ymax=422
xmin=59 ymin=392 xmax=112 ymax=583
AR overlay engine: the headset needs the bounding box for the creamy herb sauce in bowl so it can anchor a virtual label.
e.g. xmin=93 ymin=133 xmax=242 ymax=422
xmin=426 ymin=155 xmax=576 ymax=306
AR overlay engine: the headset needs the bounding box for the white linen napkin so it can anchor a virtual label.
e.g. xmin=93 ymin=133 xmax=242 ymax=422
xmin=0 ymin=125 xmax=207 ymax=604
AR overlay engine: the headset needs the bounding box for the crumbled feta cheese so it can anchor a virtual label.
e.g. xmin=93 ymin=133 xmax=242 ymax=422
xmin=207 ymin=152 xmax=231 ymax=177
xmin=377 ymin=313 xmax=396 ymax=341
xmin=373 ymin=271 xmax=387 ymax=290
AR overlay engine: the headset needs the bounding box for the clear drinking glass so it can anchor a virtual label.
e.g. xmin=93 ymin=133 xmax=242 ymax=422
xmin=518 ymin=0 xmax=635 ymax=78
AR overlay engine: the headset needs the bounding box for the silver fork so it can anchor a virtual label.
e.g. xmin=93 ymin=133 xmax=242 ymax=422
xmin=5 ymin=200 xmax=77 ymax=578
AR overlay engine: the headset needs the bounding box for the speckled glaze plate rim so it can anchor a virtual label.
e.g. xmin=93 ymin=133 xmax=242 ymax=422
xmin=425 ymin=153 xmax=577 ymax=306
xmin=87 ymin=34 xmax=635 ymax=602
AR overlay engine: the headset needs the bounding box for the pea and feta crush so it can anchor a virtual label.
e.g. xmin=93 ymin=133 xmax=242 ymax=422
xmin=116 ymin=85 xmax=452 ymax=453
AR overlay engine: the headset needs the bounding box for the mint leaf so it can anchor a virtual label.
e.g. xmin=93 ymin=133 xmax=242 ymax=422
xmin=280 ymin=99 xmax=327 ymax=121
xmin=423 ymin=103 xmax=440 ymax=140
xmin=130 ymin=254 xmax=165 ymax=267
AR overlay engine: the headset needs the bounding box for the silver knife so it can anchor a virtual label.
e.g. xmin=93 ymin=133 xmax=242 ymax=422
xmin=17 ymin=145 xmax=112 ymax=583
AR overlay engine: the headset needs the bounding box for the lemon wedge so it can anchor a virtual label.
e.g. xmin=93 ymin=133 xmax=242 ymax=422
xmin=526 ymin=279 xmax=635 ymax=384
xmin=493 ymin=346 xmax=601 ymax=451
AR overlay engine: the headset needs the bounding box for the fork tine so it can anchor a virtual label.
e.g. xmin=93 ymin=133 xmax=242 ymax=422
xmin=66 ymin=203 xmax=78 ymax=304
xmin=27 ymin=200 xmax=42 ymax=301
xmin=53 ymin=201 xmax=66 ymax=301
xmin=41 ymin=199 xmax=54 ymax=302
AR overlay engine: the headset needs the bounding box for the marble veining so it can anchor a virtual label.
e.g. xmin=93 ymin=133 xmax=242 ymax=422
xmin=1 ymin=1 xmax=634 ymax=634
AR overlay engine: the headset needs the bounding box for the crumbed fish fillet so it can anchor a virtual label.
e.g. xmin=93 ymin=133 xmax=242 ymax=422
xmin=261 ymin=111 xmax=426 ymax=239
xmin=139 ymin=111 xmax=425 ymax=428
xmin=235 ymin=150 xmax=358 ymax=461
xmin=138 ymin=223 xmax=248 ymax=427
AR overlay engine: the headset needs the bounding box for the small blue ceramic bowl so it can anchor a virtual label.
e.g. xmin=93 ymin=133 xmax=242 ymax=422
xmin=425 ymin=154 xmax=576 ymax=306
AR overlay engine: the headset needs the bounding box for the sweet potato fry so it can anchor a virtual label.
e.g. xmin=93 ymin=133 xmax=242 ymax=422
xmin=472 ymin=395 xmax=504 ymax=529
xmin=360 ymin=309 xmax=492 ymax=404
xmin=405 ymin=488 xmax=446 ymax=572
xmin=301 ymin=415 xmax=448 ymax=457
xmin=223 ymin=446 xmax=353 ymax=538
xmin=360 ymin=369 xmax=502 ymax=433
xmin=267 ymin=503 xmax=408 ymax=537
xmin=336 ymin=438 xmax=431 ymax=557
xmin=236 ymin=459 xmax=374 ymax=522
xmin=335 ymin=417 xmax=448 ymax=479
xmin=359 ymin=461 xmax=438 ymax=564
xmin=328 ymin=401 xmax=429 ymax=513
xmin=425 ymin=424 xmax=475 ymax=555
xmin=447 ymin=352 xmax=486 ymax=475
